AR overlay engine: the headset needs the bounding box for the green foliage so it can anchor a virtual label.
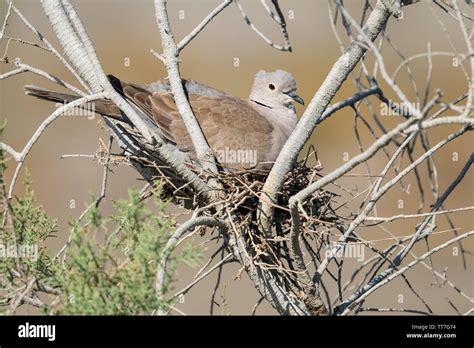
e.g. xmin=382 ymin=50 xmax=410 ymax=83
xmin=54 ymin=189 xmax=203 ymax=315
xmin=0 ymin=174 xmax=58 ymax=314
xmin=0 ymin=174 xmax=202 ymax=315
xmin=10 ymin=175 xmax=57 ymax=245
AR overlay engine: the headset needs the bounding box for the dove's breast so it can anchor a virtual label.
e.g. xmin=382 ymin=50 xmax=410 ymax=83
xmin=248 ymin=102 xmax=298 ymax=166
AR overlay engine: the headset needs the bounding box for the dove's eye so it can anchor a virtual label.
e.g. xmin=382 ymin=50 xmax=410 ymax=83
xmin=268 ymin=84 xmax=275 ymax=90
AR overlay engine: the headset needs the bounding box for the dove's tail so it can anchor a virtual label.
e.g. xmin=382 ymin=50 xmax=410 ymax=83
xmin=24 ymin=84 xmax=123 ymax=119
xmin=24 ymin=85 xmax=81 ymax=104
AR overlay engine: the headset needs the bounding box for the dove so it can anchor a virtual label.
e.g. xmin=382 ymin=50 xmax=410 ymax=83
xmin=24 ymin=70 xmax=303 ymax=170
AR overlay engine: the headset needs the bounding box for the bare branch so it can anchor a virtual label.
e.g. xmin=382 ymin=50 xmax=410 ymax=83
xmin=259 ymin=1 xmax=393 ymax=233
xmin=176 ymin=0 xmax=233 ymax=52
xmin=338 ymin=231 xmax=474 ymax=315
xmin=5 ymin=92 xmax=106 ymax=199
xmin=365 ymin=206 xmax=474 ymax=222
xmin=154 ymin=0 xmax=219 ymax=175
xmin=155 ymin=216 xmax=228 ymax=302
xmin=234 ymin=0 xmax=291 ymax=51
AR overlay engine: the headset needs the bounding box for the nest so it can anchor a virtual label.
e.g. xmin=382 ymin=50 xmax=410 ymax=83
xmin=125 ymin=145 xmax=344 ymax=234
xmin=138 ymin=148 xmax=339 ymax=253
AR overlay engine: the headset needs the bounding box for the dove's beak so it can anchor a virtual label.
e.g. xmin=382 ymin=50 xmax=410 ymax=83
xmin=287 ymin=90 xmax=304 ymax=105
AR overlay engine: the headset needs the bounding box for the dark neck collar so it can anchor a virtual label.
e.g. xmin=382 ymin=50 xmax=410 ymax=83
xmin=250 ymin=99 xmax=272 ymax=109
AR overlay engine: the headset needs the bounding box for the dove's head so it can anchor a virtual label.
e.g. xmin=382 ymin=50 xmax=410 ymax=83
xmin=249 ymin=70 xmax=304 ymax=110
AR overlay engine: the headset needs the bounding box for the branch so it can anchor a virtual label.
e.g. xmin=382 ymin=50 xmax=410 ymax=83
xmin=234 ymin=0 xmax=291 ymax=51
xmin=155 ymin=216 xmax=228 ymax=314
xmin=288 ymin=200 xmax=326 ymax=314
xmin=317 ymin=84 xmax=381 ymax=124
xmin=154 ymin=0 xmax=219 ymax=175
xmin=402 ymin=115 xmax=474 ymax=133
xmin=259 ymin=0 xmax=393 ymax=233
xmin=4 ymin=93 xmax=105 ymax=199
xmin=337 ymin=231 xmax=474 ymax=315
xmin=333 ymin=152 xmax=473 ymax=314
xmin=9 ymin=2 xmax=91 ymax=92
xmin=290 ymin=117 xmax=418 ymax=205
xmin=0 ymin=62 xmax=85 ymax=95
xmin=176 ymin=0 xmax=232 ymax=52
xmin=365 ymin=206 xmax=474 ymax=222
xmin=315 ymin=126 xmax=469 ymax=282
xmin=223 ymin=209 xmax=313 ymax=315
xmin=395 ymin=152 xmax=474 ymax=263
xmin=0 ymin=0 xmax=13 ymax=40
xmin=269 ymin=0 xmax=292 ymax=51
xmin=41 ymin=0 xmax=155 ymax=142
xmin=170 ymin=253 xmax=233 ymax=301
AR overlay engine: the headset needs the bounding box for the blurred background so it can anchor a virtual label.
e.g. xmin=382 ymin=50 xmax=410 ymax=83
xmin=1 ymin=0 xmax=472 ymax=314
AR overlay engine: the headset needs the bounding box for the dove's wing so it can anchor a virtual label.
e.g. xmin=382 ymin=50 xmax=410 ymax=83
xmin=119 ymin=80 xmax=275 ymax=170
